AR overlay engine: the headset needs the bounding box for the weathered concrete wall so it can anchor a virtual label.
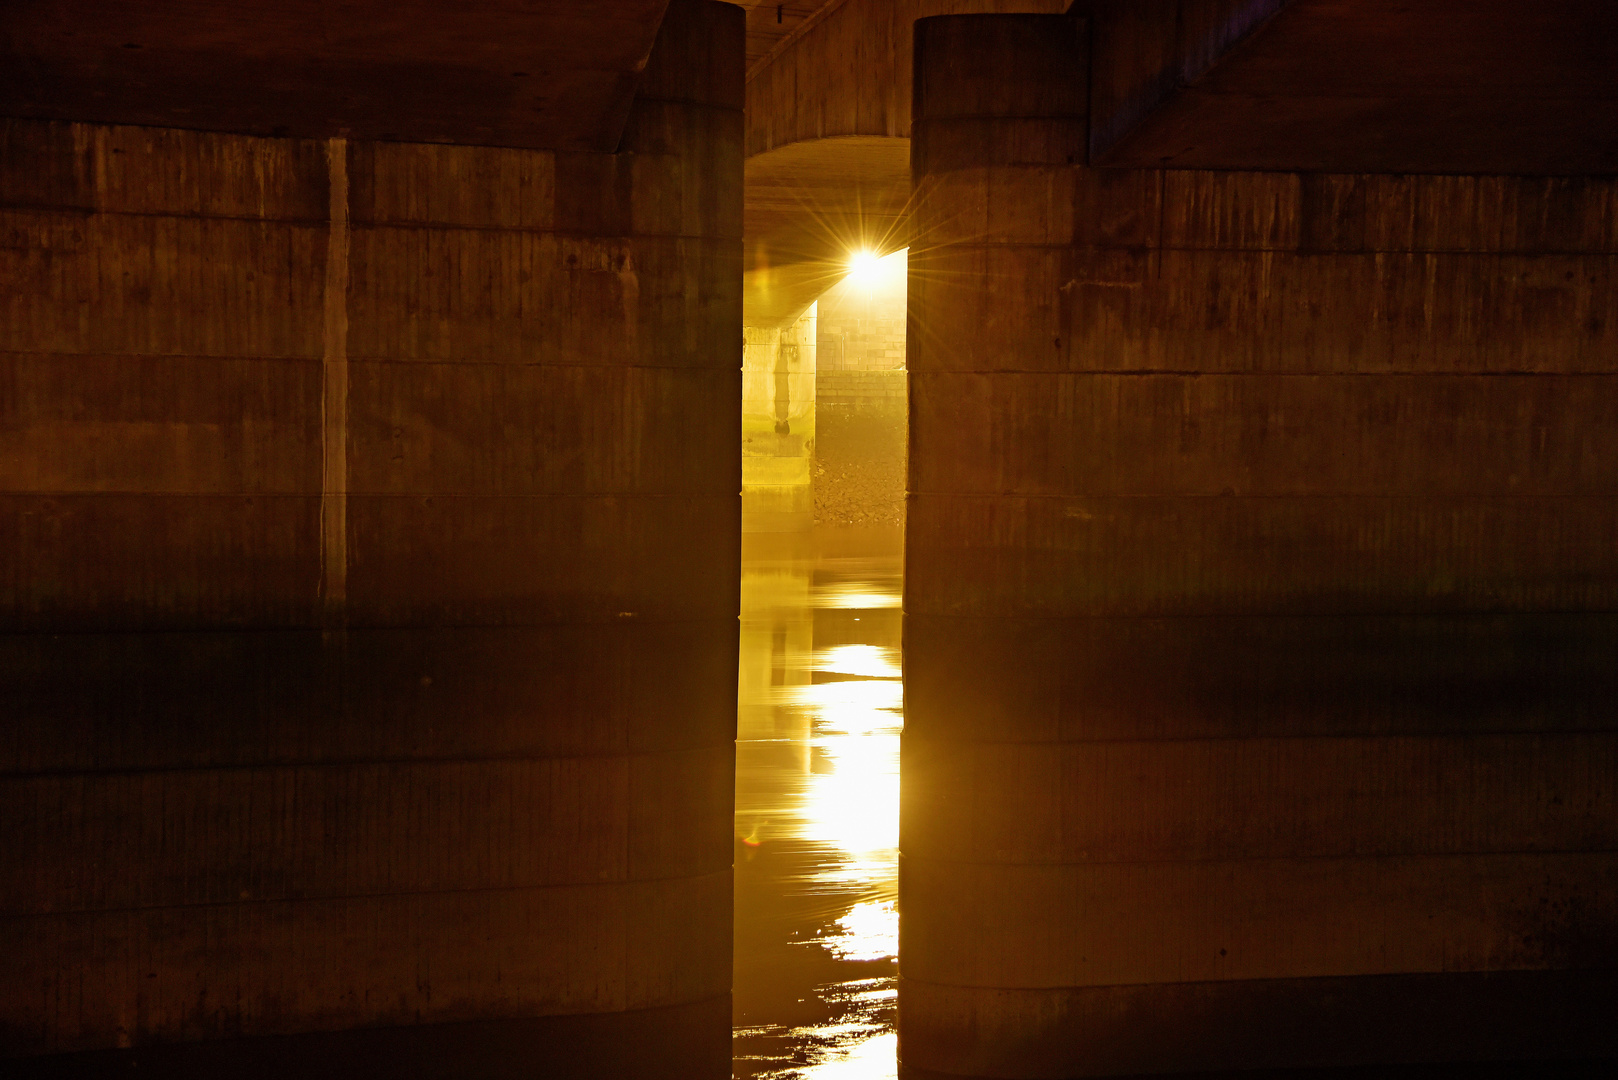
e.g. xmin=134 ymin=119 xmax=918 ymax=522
xmin=1092 ymin=0 xmax=1618 ymax=175
xmin=817 ymin=268 xmax=906 ymax=374
xmin=814 ymin=263 xmax=908 ymax=529
xmin=817 ymin=369 xmax=906 ymax=404
xmin=0 ymin=1 xmax=742 ymax=1073
xmin=902 ymin=13 xmax=1618 ymax=1077
xmin=1072 ymin=0 xmax=1287 ymax=162
xmin=0 ymin=0 xmax=672 ymax=152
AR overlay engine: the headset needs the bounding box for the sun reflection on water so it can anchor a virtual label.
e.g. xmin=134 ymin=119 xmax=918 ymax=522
xmin=814 ymin=644 xmax=902 ymax=678
xmin=801 ymin=1032 xmax=898 ymax=1079
xmin=813 ymin=583 xmax=902 ymax=610
xmin=735 ymin=539 xmax=903 ymax=1079
xmin=821 ymin=901 xmax=899 ymax=962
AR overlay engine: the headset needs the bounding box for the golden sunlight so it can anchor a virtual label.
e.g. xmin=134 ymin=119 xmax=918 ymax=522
xmin=815 ymin=644 xmax=902 ymax=679
xmin=847 ymin=249 xmax=882 ymax=286
xmin=783 ymin=676 xmax=902 ymax=873
xmin=799 ymin=1031 xmax=898 ymax=1079
xmin=821 ymin=900 xmax=899 ymax=963
xmin=844 ymin=248 xmax=907 ymax=292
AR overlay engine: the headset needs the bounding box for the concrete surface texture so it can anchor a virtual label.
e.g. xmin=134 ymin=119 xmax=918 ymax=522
xmin=902 ymin=11 xmax=1618 ymax=1077
xmin=8 ymin=0 xmax=1618 ymax=1075
xmin=735 ymin=0 xmax=845 ymax=66
xmin=1084 ymin=0 xmax=1618 ymax=174
xmin=0 ymin=0 xmax=677 ymax=152
xmin=0 ymin=1 xmax=742 ymax=1074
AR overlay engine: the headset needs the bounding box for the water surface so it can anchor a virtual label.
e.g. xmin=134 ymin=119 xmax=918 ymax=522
xmin=733 ymin=528 xmax=903 ymax=1080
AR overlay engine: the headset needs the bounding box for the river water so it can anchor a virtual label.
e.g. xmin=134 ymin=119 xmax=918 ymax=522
xmin=732 ymin=527 xmax=904 ymax=1080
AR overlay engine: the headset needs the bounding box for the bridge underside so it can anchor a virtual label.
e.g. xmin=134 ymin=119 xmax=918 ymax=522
xmin=3 ymin=0 xmax=1617 ymax=1076
xmin=1086 ymin=0 xmax=1618 ymax=174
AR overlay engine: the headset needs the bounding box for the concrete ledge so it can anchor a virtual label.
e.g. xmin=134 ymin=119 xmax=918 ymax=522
xmin=1 ymin=874 xmax=732 ymax=1057
xmin=4 ymin=996 xmax=731 ymax=1079
xmin=901 ymin=853 xmax=1618 ymax=988
xmin=898 ymin=971 xmax=1618 ymax=1077
xmin=901 ymin=1059 xmax=1617 ymax=1080
xmin=903 ymin=612 xmax=1618 ymax=743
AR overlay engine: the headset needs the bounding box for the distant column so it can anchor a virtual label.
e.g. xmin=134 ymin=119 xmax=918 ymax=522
xmin=743 ymin=303 xmax=817 ymax=532
xmin=903 ymin=12 xmax=1618 ymax=1078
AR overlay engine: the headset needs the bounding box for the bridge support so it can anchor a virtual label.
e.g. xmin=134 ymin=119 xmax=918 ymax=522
xmin=902 ymin=13 xmax=1618 ymax=1077
xmin=0 ymin=3 xmax=743 ymax=1073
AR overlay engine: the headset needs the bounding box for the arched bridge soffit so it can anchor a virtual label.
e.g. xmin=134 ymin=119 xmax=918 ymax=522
xmin=744 ymin=134 xmax=911 ymax=326
xmin=742 ymin=0 xmax=1074 ymax=159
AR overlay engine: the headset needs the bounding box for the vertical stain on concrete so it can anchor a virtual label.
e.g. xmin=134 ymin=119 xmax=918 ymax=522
xmin=321 ymin=137 xmax=350 ymax=623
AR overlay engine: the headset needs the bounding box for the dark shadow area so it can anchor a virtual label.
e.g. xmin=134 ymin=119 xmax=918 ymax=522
xmin=7 ymin=1000 xmax=732 ymax=1080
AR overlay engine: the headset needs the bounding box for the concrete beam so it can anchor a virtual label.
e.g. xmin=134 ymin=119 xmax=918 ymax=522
xmin=1094 ymin=0 xmax=1618 ymax=174
xmin=735 ymin=0 xmax=843 ymax=67
xmin=746 ymin=0 xmax=1070 ymax=158
xmin=1074 ymin=0 xmax=1288 ymax=162
xmin=0 ymin=0 xmax=681 ymax=151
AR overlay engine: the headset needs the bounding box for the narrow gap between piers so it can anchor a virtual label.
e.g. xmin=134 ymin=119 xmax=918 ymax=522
xmin=735 ymin=249 xmax=910 ymax=1080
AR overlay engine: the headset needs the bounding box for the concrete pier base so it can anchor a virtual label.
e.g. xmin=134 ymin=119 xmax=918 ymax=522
xmin=0 ymin=1 xmax=743 ymax=1070
xmin=6 ymin=1000 xmax=731 ymax=1080
xmin=901 ymin=13 xmax=1618 ymax=1077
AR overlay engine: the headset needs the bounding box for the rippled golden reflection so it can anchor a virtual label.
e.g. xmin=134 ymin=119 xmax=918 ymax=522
xmin=813 ymin=584 xmax=902 ymax=610
xmin=734 ymin=534 xmax=903 ymax=1079
xmin=823 ymin=901 xmax=899 ymax=963
xmin=789 ymin=677 xmax=901 ymax=877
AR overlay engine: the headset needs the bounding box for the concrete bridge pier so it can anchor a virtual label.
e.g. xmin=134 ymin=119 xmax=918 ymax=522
xmin=0 ymin=2 xmax=743 ymax=1074
xmin=901 ymin=13 xmax=1618 ymax=1077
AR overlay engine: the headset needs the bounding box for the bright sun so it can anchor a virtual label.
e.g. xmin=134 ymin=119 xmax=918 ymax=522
xmin=847 ymin=249 xmax=883 ymax=286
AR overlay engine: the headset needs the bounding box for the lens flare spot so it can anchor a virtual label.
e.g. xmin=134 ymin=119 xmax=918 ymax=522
xmin=844 ymin=248 xmax=906 ymax=292
xmin=847 ymin=249 xmax=882 ymax=286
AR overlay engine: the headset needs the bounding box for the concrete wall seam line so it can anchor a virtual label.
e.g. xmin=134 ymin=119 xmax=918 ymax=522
xmin=319 ymin=137 xmax=349 ymax=627
xmin=0 ymin=874 xmax=740 ymax=917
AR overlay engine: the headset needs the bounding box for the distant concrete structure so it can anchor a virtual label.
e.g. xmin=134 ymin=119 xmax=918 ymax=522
xmin=743 ymin=303 xmax=818 ymax=531
xmin=740 ymin=0 xmax=1070 ymax=327
xmin=814 ymin=256 xmax=908 ymax=529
